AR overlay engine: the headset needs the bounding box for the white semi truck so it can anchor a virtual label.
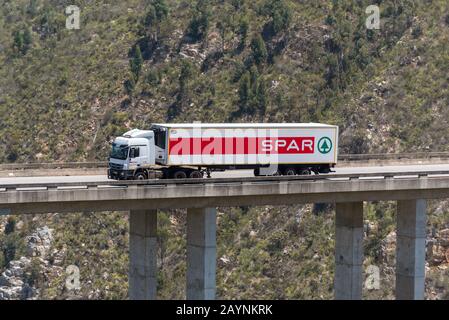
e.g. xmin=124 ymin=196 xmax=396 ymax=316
xmin=108 ymin=123 xmax=339 ymax=180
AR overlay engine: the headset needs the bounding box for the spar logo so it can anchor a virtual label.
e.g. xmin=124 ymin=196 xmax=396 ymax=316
xmin=317 ymin=137 xmax=332 ymax=154
xmin=261 ymin=137 xmax=314 ymax=154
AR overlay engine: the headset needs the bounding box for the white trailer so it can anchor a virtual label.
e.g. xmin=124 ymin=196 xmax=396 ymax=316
xmin=108 ymin=123 xmax=338 ymax=180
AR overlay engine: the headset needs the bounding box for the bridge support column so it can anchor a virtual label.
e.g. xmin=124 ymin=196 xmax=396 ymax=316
xmin=334 ymin=202 xmax=364 ymax=300
xmin=396 ymin=199 xmax=426 ymax=300
xmin=129 ymin=210 xmax=157 ymax=300
xmin=186 ymin=207 xmax=217 ymax=300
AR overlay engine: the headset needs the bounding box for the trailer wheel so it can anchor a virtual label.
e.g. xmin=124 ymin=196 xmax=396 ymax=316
xmin=319 ymin=166 xmax=331 ymax=174
xmin=283 ymin=167 xmax=296 ymax=176
xmin=173 ymin=170 xmax=187 ymax=179
xmin=189 ymin=170 xmax=203 ymax=179
xmin=298 ymin=169 xmax=311 ymax=176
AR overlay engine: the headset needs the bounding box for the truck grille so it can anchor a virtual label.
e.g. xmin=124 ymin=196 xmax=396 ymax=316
xmin=109 ymin=163 xmax=124 ymax=170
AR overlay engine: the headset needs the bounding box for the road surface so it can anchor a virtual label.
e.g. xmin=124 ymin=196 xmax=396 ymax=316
xmin=1 ymin=164 xmax=449 ymax=185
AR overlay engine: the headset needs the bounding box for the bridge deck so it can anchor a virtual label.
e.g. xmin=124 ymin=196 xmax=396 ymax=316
xmin=2 ymin=171 xmax=449 ymax=214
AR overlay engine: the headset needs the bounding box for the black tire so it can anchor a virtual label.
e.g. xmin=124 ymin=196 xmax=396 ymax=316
xmin=298 ymin=169 xmax=311 ymax=176
xmin=173 ymin=170 xmax=188 ymax=179
xmin=189 ymin=170 xmax=203 ymax=179
xmin=283 ymin=167 xmax=296 ymax=176
xmin=134 ymin=172 xmax=147 ymax=180
xmin=254 ymin=168 xmax=260 ymax=176
xmin=319 ymin=166 xmax=331 ymax=174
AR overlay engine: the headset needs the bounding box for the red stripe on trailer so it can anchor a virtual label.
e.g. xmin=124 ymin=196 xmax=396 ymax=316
xmin=169 ymin=137 xmax=315 ymax=155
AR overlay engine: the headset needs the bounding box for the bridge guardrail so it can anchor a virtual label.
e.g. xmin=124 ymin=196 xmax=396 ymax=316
xmin=1 ymin=152 xmax=449 ymax=171
xmin=338 ymin=152 xmax=449 ymax=161
xmin=0 ymin=162 xmax=108 ymax=170
xmin=2 ymin=170 xmax=449 ymax=190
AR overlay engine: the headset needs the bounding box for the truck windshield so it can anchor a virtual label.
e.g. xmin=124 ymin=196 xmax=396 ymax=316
xmin=110 ymin=143 xmax=129 ymax=160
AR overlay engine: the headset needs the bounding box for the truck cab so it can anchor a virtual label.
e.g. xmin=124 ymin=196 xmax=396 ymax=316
xmin=108 ymin=129 xmax=156 ymax=180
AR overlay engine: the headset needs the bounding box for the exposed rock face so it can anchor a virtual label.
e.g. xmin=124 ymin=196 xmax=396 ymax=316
xmin=0 ymin=257 xmax=35 ymax=300
xmin=26 ymin=226 xmax=53 ymax=258
xmin=0 ymin=226 xmax=54 ymax=300
xmin=179 ymin=43 xmax=207 ymax=63
xmin=380 ymin=230 xmax=396 ymax=264
xmin=428 ymin=228 xmax=449 ymax=265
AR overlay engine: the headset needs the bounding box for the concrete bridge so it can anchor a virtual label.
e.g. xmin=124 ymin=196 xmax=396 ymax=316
xmin=2 ymin=169 xmax=449 ymax=299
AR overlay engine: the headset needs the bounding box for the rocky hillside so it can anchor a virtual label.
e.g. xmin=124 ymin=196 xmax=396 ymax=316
xmin=1 ymin=203 xmax=448 ymax=300
xmin=0 ymin=0 xmax=448 ymax=299
xmin=0 ymin=0 xmax=448 ymax=162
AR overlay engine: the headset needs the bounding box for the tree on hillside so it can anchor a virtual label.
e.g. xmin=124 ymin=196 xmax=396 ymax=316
xmin=4 ymin=217 xmax=16 ymax=235
xmin=178 ymin=59 xmax=194 ymax=106
xmin=251 ymin=35 xmax=268 ymax=65
xmin=26 ymin=0 xmax=39 ymax=17
xmin=261 ymin=0 xmax=292 ymax=37
xmin=129 ymin=45 xmax=143 ymax=81
xmin=236 ymin=66 xmax=267 ymax=118
xmin=186 ymin=0 xmax=210 ymax=42
xmin=23 ymin=29 xmax=32 ymax=52
xmin=12 ymin=31 xmax=24 ymax=54
xmin=238 ymin=71 xmax=251 ymax=109
xmin=168 ymin=60 xmax=195 ymax=120
xmin=144 ymin=0 xmax=169 ymax=43
xmin=255 ymin=78 xmax=267 ymax=115
xmin=217 ymin=18 xmax=229 ymax=53
xmin=231 ymin=0 xmax=245 ymax=10
xmin=1 ymin=217 xmax=20 ymax=268
xmin=12 ymin=28 xmax=32 ymax=56
xmin=322 ymin=4 xmax=355 ymax=91
xmin=124 ymin=77 xmax=136 ymax=96
xmin=238 ymin=14 xmax=249 ymax=50
xmin=39 ymin=6 xmax=58 ymax=38
xmin=125 ymin=45 xmax=143 ymax=96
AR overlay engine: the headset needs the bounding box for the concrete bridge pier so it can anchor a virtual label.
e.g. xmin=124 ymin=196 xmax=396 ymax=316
xmin=396 ymin=199 xmax=427 ymax=300
xmin=129 ymin=209 xmax=158 ymax=300
xmin=334 ymin=202 xmax=364 ymax=300
xmin=186 ymin=207 xmax=217 ymax=300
